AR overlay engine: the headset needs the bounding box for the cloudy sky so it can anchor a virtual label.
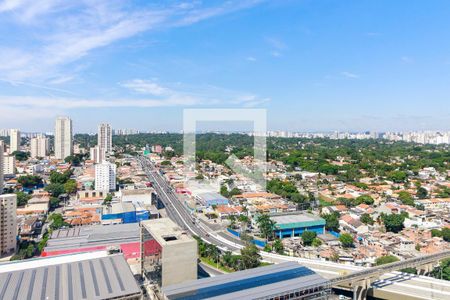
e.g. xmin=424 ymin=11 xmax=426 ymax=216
xmin=0 ymin=0 xmax=450 ymax=132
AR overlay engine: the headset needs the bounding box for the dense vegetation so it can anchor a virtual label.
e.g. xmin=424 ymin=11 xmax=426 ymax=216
xmin=111 ymin=133 xmax=449 ymax=182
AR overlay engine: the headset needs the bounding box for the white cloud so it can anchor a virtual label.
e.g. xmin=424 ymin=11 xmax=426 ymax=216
xmin=341 ymin=71 xmax=360 ymax=79
xmin=120 ymin=79 xmax=172 ymax=96
xmin=271 ymin=51 xmax=281 ymax=57
xmin=265 ymin=37 xmax=287 ymax=50
xmin=401 ymin=56 xmax=413 ymax=64
xmin=0 ymin=1 xmax=265 ymax=82
xmin=246 ymin=56 xmax=257 ymax=62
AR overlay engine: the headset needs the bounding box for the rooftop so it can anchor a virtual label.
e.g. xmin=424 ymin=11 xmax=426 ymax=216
xmin=162 ymin=262 xmax=329 ymax=300
xmin=141 ymin=218 xmax=195 ymax=246
xmin=271 ymin=213 xmax=326 ymax=227
xmin=45 ymin=223 xmax=139 ymax=252
xmin=0 ymin=252 xmax=141 ymax=300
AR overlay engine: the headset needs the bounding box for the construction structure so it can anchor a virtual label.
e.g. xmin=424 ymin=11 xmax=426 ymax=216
xmin=140 ymin=218 xmax=197 ymax=287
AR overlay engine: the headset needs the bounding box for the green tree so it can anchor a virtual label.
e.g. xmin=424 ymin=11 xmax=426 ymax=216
xmin=12 ymin=151 xmax=29 ymax=162
xmin=45 ymin=183 xmax=65 ymax=197
xmin=49 ymin=170 xmax=71 ymax=184
xmin=388 ymin=171 xmax=407 ymax=183
xmin=103 ymin=194 xmax=113 ymax=205
xmin=442 ymin=228 xmax=450 ymax=242
xmin=239 ymin=243 xmax=261 ymax=270
xmin=432 ymin=258 xmax=450 ymax=281
xmin=360 ymin=213 xmax=374 ymax=225
xmin=18 ymin=175 xmax=43 ymax=188
xmin=256 ymin=214 xmax=276 ymax=241
xmin=64 ymin=179 xmax=77 ymax=194
xmin=312 ymin=238 xmax=322 ymax=247
xmin=15 ymin=191 xmax=31 ymax=206
xmin=355 ymin=195 xmax=374 ymax=205
xmin=48 ymin=213 xmax=69 ymax=230
xmin=272 ymin=239 xmax=284 ymax=254
xmin=322 ymin=212 xmax=340 ymax=232
xmin=339 ymin=233 xmax=354 ymax=248
xmin=49 ymin=197 xmax=60 ymax=208
xmin=398 ymin=191 xmax=414 ymax=206
xmin=301 ymin=231 xmax=317 ymax=246
xmin=417 ymin=187 xmax=428 ymax=199
xmin=64 ymin=155 xmax=81 ymax=166
xmin=375 ymin=255 xmax=399 ymax=266
xmin=382 ymin=214 xmax=405 ymax=233
xmin=431 ymin=229 xmax=442 ymax=238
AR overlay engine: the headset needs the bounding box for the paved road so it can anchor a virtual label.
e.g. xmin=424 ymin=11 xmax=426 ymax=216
xmin=138 ymin=156 xmax=243 ymax=252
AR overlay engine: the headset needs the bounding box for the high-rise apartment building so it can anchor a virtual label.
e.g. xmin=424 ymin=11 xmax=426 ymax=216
xmin=0 ymin=141 xmax=3 ymax=194
xmin=3 ymin=155 xmax=15 ymax=175
xmin=54 ymin=117 xmax=73 ymax=160
xmin=0 ymin=194 xmax=17 ymax=256
xmin=90 ymin=146 xmax=106 ymax=164
xmin=95 ymin=161 xmax=116 ymax=192
xmin=9 ymin=129 xmax=20 ymax=153
xmin=30 ymin=135 xmax=49 ymax=158
xmin=98 ymin=123 xmax=112 ymax=153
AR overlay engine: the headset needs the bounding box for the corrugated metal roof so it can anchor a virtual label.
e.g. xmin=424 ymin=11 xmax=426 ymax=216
xmin=0 ymin=254 xmax=141 ymax=300
xmin=162 ymin=262 xmax=329 ymax=300
xmin=272 ymin=214 xmax=326 ymax=230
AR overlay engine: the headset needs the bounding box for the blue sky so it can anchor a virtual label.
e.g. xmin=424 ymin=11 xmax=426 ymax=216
xmin=1 ymin=0 xmax=450 ymax=132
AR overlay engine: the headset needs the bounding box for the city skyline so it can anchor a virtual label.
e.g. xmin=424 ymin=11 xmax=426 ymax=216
xmin=1 ymin=1 xmax=450 ymax=131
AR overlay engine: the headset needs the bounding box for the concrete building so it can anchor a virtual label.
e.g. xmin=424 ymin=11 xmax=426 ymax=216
xmin=0 ymin=194 xmax=17 ymax=256
xmin=95 ymin=161 xmax=116 ymax=192
xmin=98 ymin=123 xmax=113 ymax=153
xmin=102 ymin=202 xmax=149 ymax=224
xmin=141 ymin=218 xmax=197 ymax=287
xmin=271 ymin=213 xmax=326 ymax=239
xmin=9 ymin=129 xmax=20 ymax=153
xmin=162 ymin=262 xmax=331 ymax=300
xmin=0 ymin=251 xmax=142 ymax=300
xmin=90 ymin=145 xmax=106 ymax=164
xmin=54 ymin=116 xmax=73 ymax=160
xmin=3 ymin=154 xmax=15 ymax=175
xmin=30 ymin=135 xmax=49 ymax=158
xmin=0 ymin=141 xmax=3 ymax=194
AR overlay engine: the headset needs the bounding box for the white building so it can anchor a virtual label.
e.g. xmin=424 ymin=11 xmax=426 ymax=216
xmin=90 ymin=146 xmax=106 ymax=164
xmin=0 ymin=141 xmax=3 ymax=194
xmin=95 ymin=161 xmax=116 ymax=192
xmin=30 ymin=135 xmax=49 ymax=158
xmin=0 ymin=194 xmax=17 ymax=256
xmin=98 ymin=123 xmax=112 ymax=153
xmin=54 ymin=117 xmax=73 ymax=160
xmin=9 ymin=129 xmax=20 ymax=153
xmin=3 ymin=155 xmax=15 ymax=175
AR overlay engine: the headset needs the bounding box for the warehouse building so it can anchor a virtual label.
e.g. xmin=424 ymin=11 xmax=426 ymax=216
xmin=0 ymin=251 xmax=142 ymax=300
xmin=102 ymin=202 xmax=149 ymax=224
xmin=162 ymin=262 xmax=331 ymax=300
xmin=196 ymin=192 xmax=229 ymax=207
xmin=42 ymin=223 xmax=143 ymax=273
xmin=271 ymin=213 xmax=326 ymax=239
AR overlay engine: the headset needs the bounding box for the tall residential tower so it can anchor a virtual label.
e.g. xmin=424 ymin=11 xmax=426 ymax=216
xmin=0 ymin=141 xmax=3 ymax=194
xmin=30 ymin=135 xmax=49 ymax=158
xmin=9 ymin=129 xmax=20 ymax=153
xmin=98 ymin=123 xmax=112 ymax=153
xmin=54 ymin=117 xmax=73 ymax=160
